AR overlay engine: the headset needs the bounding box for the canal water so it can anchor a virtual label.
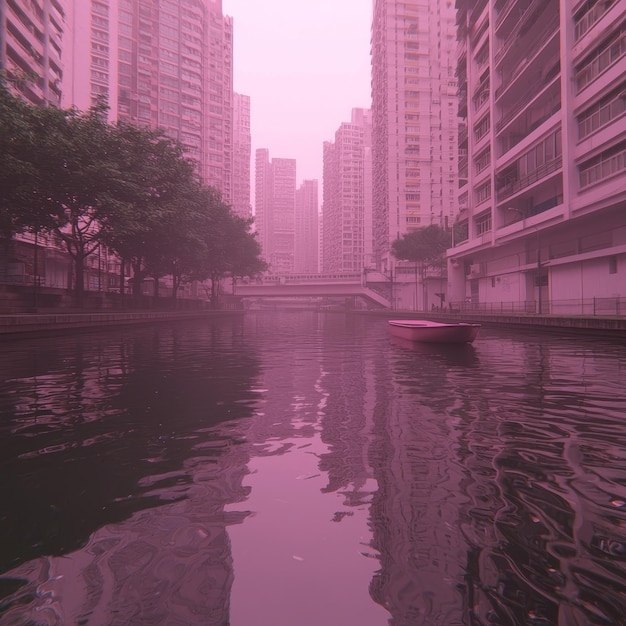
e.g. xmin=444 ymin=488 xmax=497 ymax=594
xmin=1 ymin=312 xmax=625 ymax=626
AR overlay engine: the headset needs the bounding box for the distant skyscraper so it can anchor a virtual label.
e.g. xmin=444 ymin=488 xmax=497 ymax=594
xmin=371 ymin=0 xmax=458 ymax=271
xmin=61 ymin=0 xmax=234 ymax=202
xmin=0 ymin=0 xmax=65 ymax=106
xmin=255 ymin=148 xmax=273 ymax=265
xmin=232 ymin=92 xmax=251 ymax=219
xmin=322 ymin=108 xmax=372 ymax=273
xmin=271 ymin=158 xmax=297 ymax=274
xmin=254 ymin=149 xmax=297 ymax=274
xmin=295 ymin=179 xmax=319 ymax=273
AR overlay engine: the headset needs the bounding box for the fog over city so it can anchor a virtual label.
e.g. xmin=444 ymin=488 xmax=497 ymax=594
xmin=223 ymin=0 xmax=371 ymax=187
xmin=1 ymin=1 xmax=625 ymax=624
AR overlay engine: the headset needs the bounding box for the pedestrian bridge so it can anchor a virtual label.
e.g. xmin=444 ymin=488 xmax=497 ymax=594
xmin=235 ymin=273 xmax=391 ymax=308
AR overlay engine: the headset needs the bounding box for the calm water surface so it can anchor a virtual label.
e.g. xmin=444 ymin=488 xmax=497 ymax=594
xmin=1 ymin=312 xmax=625 ymax=625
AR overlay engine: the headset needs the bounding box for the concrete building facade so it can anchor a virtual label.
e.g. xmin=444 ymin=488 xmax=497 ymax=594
xmin=1 ymin=0 xmax=236 ymax=297
xmin=270 ymin=157 xmax=297 ymax=274
xmin=322 ymin=108 xmax=373 ymax=273
xmin=371 ymin=0 xmax=459 ymax=272
xmin=294 ymin=179 xmax=319 ymax=274
xmin=61 ymin=0 xmax=234 ymax=202
xmin=0 ymin=0 xmax=65 ymax=106
xmin=449 ymin=0 xmax=626 ymax=315
xmin=232 ymin=92 xmax=251 ymax=219
xmin=254 ymin=149 xmax=297 ymax=274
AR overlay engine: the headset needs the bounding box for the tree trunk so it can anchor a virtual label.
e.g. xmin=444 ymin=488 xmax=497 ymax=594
xmin=210 ymin=275 xmax=219 ymax=309
xmin=131 ymin=260 xmax=142 ymax=296
xmin=74 ymin=253 xmax=85 ymax=307
xmin=119 ymin=259 xmax=125 ymax=296
xmin=171 ymin=274 xmax=179 ymax=299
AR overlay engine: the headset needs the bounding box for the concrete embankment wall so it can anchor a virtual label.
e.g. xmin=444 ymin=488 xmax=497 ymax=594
xmin=372 ymin=310 xmax=626 ymax=339
xmin=2 ymin=308 xmax=625 ymax=340
xmin=0 ymin=310 xmax=243 ymax=336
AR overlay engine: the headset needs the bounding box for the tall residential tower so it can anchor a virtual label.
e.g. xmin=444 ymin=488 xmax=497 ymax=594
xmin=294 ymin=179 xmax=319 ymax=274
xmin=62 ymin=0 xmax=234 ymax=201
xmin=371 ymin=0 xmax=458 ymax=271
xmin=322 ymin=108 xmax=372 ymax=273
xmin=232 ymin=92 xmax=251 ymax=219
xmin=0 ymin=0 xmax=65 ymax=106
xmin=254 ymin=149 xmax=297 ymax=274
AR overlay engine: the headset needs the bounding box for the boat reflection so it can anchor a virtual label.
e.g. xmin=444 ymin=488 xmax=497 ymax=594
xmin=390 ymin=334 xmax=479 ymax=367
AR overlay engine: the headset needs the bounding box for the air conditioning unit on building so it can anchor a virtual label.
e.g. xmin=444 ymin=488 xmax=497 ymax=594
xmin=468 ymin=263 xmax=484 ymax=277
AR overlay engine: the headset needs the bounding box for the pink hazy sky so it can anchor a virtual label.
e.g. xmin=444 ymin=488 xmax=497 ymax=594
xmin=222 ymin=0 xmax=372 ymax=189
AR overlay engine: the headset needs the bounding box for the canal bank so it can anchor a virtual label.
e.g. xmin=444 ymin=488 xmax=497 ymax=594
xmin=0 ymin=309 xmax=243 ymax=336
xmin=358 ymin=309 xmax=626 ymax=339
xmin=2 ymin=307 xmax=625 ymax=339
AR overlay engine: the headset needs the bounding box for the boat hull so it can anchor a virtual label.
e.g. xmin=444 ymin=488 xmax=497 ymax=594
xmin=388 ymin=320 xmax=480 ymax=344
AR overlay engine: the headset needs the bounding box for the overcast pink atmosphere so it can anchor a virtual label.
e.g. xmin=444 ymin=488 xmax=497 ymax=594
xmin=222 ymin=0 xmax=372 ymax=193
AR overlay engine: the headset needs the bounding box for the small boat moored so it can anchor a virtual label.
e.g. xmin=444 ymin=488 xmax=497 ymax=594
xmin=388 ymin=319 xmax=481 ymax=344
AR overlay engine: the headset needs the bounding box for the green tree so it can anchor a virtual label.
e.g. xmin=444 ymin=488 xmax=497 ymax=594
xmin=100 ymin=122 xmax=201 ymax=298
xmin=42 ymin=104 xmax=137 ymax=304
xmin=391 ymin=225 xmax=451 ymax=266
xmin=0 ymin=84 xmax=65 ymax=237
xmin=392 ymin=225 xmax=451 ymax=310
xmin=0 ymin=91 xmax=141 ymax=304
xmin=189 ymin=197 xmax=267 ymax=306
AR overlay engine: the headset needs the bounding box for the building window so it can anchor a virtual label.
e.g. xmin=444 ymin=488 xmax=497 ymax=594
xmin=92 ymin=1 xmax=109 ymax=16
xmin=474 ymin=148 xmax=491 ymax=174
xmin=475 ymin=181 xmax=491 ymax=204
xmin=475 ymin=211 xmax=492 ymax=235
xmin=474 ymin=114 xmax=490 ymax=141
xmin=609 ymin=256 xmax=618 ymax=274
xmin=575 ymin=0 xmax=616 ymax=41
xmin=579 ymin=141 xmax=625 ymax=188
xmin=577 ymin=84 xmax=626 ymax=140
xmin=575 ymin=24 xmax=626 ymax=93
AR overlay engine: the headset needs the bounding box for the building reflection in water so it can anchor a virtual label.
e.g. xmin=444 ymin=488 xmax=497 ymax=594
xmin=1 ymin=316 xmax=625 ymax=625
xmin=362 ymin=331 xmax=626 ymax=625
xmin=0 ymin=320 xmax=258 ymax=625
xmin=225 ymin=312 xmax=389 ymax=626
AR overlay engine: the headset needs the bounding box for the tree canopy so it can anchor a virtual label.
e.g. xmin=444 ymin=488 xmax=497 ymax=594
xmin=0 ymin=83 xmax=266 ymax=304
xmin=391 ymin=225 xmax=452 ymax=266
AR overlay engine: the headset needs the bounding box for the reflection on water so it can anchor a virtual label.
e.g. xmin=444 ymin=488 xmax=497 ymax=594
xmin=1 ymin=313 xmax=625 ymax=625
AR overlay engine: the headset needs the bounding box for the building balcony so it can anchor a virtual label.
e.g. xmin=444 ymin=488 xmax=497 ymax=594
xmin=579 ymin=143 xmax=625 ymax=190
xmin=496 ymin=155 xmax=562 ymax=201
xmin=495 ymin=18 xmax=559 ymax=99
xmin=496 ymin=63 xmax=560 ymax=136
xmin=575 ymin=26 xmax=626 ymax=95
xmin=575 ymin=0 xmax=617 ymax=42
xmin=495 ymin=0 xmax=517 ymax=31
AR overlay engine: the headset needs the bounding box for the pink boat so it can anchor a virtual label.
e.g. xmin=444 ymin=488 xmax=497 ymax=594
xmin=388 ymin=319 xmax=481 ymax=344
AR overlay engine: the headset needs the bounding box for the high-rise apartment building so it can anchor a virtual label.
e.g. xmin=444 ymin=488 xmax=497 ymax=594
xmin=322 ymin=108 xmax=373 ymax=273
xmin=255 ymin=148 xmax=273 ymax=263
xmin=449 ymin=0 xmax=625 ymax=313
xmin=232 ymin=92 xmax=251 ymax=219
xmin=371 ymin=0 xmax=458 ymax=271
xmin=294 ymin=179 xmax=319 ymax=274
xmin=270 ymin=157 xmax=296 ymax=274
xmin=254 ymin=149 xmax=297 ymax=274
xmin=62 ymin=0 xmax=234 ymax=202
xmin=0 ymin=0 xmax=65 ymax=106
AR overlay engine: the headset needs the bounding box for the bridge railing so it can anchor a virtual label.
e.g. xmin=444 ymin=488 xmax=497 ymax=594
xmin=241 ymin=273 xmax=363 ymax=285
